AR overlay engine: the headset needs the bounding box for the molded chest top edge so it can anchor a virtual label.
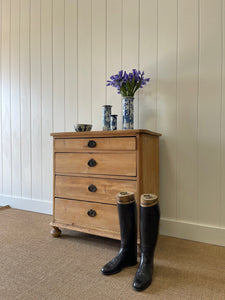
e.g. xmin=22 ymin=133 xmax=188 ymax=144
xmin=50 ymin=129 xmax=161 ymax=138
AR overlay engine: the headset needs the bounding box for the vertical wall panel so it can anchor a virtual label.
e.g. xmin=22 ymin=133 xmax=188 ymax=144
xmin=198 ymin=0 xmax=222 ymax=226
xmin=20 ymin=0 xmax=31 ymax=198
xmin=222 ymin=0 xmax=225 ymax=227
xmin=53 ymin=0 xmax=65 ymax=131
xmin=41 ymin=0 xmax=53 ymax=202
xmin=176 ymin=0 xmax=198 ymax=222
xmin=77 ymin=0 xmax=92 ymax=124
xmin=1 ymin=0 xmax=11 ymax=195
xmin=11 ymin=0 xmax=21 ymax=197
xmin=122 ymin=0 xmax=139 ymax=129
xmin=92 ymin=0 xmax=106 ymax=131
xmin=139 ymin=0 xmax=158 ymax=131
xmin=65 ymin=0 xmax=77 ymax=131
xmin=31 ymin=0 xmax=42 ymax=200
xmin=0 ymin=0 xmax=2 ymax=194
xmin=157 ymin=0 xmax=178 ymax=219
xmin=106 ymin=0 xmax=122 ymax=129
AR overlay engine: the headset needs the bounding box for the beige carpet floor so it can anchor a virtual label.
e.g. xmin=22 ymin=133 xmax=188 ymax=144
xmin=0 ymin=207 xmax=225 ymax=300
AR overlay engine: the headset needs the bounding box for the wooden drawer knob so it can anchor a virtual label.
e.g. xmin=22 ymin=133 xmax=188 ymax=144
xmin=88 ymin=140 xmax=96 ymax=148
xmin=88 ymin=184 xmax=97 ymax=192
xmin=87 ymin=209 xmax=97 ymax=217
xmin=88 ymin=158 xmax=97 ymax=167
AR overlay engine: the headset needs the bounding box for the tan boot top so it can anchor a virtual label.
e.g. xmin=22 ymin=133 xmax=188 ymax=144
xmin=116 ymin=191 xmax=135 ymax=205
xmin=140 ymin=194 xmax=158 ymax=207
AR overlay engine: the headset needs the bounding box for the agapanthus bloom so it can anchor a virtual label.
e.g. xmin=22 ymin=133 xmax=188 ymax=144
xmin=107 ymin=69 xmax=150 ymax=97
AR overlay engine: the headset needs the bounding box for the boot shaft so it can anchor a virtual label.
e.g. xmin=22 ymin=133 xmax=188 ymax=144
xmin=140 ymin=194 xmax=160 ymax=251
xmin=117 ymin=192 xmax=137 ymax=250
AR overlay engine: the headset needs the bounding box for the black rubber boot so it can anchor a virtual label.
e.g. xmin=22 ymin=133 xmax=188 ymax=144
xmin=101 ymin=192 xmax=137 ymax=275
xmin=133 ymin=194 xmax=160 ymax=291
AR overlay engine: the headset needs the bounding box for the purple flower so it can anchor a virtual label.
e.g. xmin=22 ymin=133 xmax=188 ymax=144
xmin=106 ymin=69 xmax=150 ymax=97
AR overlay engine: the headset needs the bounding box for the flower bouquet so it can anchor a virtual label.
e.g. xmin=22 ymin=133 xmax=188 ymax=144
xmin=107 ymin=69 xmax=150 ymax=129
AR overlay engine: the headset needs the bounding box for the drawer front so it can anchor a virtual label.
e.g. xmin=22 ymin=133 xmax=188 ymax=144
xmin=55 ymin=198 xmax=119 ymax=233
xmin=55 ymin=152 xmax=136 ymax=177
xmin=54 ymin=137 xmax=136 ymax=152
xmin=55 ymin=175 xmax=137 ymax=204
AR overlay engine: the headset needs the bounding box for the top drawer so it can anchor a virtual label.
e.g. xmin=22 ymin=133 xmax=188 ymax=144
xmin=54 ymin=137 xmax=136 ymax=152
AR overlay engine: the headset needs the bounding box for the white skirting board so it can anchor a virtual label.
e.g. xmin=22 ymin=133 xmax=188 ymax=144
xmin=1 ymin=194 xmax=225 ymax=247
xmin=160 ymin=218 xmax=225 ymax=247
xmin=0 ymin=194 xmax=52 ymax=215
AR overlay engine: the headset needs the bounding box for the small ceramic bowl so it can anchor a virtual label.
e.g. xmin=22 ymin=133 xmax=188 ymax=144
xmin=74 ymin=124 xmax=92 ymax=132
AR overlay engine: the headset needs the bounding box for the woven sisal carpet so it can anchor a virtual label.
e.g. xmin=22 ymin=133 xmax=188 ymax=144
xmin=0 ymin=207 xmax=225 ymax=300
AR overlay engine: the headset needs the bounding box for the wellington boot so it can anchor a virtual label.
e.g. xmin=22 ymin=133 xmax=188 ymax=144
xmin=133 ymin=194 xmax=160 ymax=291
xmin=101 ymin=192 xmax=137 ymax=275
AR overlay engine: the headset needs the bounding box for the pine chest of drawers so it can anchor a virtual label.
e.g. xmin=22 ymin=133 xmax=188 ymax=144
xmin=50 ymin=129 xmax=161 ymax=240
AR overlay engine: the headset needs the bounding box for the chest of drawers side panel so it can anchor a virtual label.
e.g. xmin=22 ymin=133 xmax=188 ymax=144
xmin=135 ymin=133 xmax=160 ymax=243
xmin=138 ymin=134 xmax=160 ymax=197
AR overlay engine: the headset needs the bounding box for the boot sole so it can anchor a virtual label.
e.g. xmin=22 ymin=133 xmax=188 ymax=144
xmin=101 ymin=268 xmax=122 ymax=276
xmin=101 ymin=261 xmax=137 ymax=276
xmin=132 ymin=279 xmax=152 ymax=292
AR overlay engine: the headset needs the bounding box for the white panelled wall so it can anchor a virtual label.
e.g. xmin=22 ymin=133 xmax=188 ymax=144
xmin=0 ymin=0 xmax=225 ymax=246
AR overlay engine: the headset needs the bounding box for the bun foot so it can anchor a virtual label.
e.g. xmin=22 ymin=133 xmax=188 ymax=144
xmin=51 ymin=226 xmax=61 ymax=237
